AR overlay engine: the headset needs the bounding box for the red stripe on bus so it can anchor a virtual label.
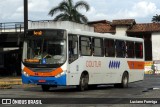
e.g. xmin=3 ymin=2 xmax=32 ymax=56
xmin=127 ymin=61 xmax=144 ymax=70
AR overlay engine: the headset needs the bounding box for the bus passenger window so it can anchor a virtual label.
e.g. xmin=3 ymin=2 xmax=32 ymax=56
xmin=79 ymin=36 xmax=92 ymax=56
xmin=116 ymin=40 xmax=126 ymax=58
xmin=126 ymin=41 xmax=135 ymax=58
xmin=92 ymin=38 xmax=103 ymax=56
xmin=68 ymin=34 xmax=78 ymax=64
xmin=135 ymin=42 xmax=143 ymax=58
xmin=104 ymin=39 xmax=115 ymax=57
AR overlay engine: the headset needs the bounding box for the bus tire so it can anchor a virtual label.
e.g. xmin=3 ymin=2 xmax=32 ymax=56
xmin=114 ymin=72 xmax=129 ymax=88
xmin=120 ymin=72 xmax=129 ymax=88
xmin=77 ymin=73 xmax=89 ymax=91
xmin=41 ymin=85 xmax=50 ymax=91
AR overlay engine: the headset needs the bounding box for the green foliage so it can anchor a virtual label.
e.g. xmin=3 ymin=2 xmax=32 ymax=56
xmin=152 ymin=14 xmax=160 ymax=23
xmin=48 ymin=0 xmax=90 ymax=24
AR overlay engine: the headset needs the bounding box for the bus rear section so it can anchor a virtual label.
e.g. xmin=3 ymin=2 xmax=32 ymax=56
xmin=67 ymin=33 xmax=144 ymax=90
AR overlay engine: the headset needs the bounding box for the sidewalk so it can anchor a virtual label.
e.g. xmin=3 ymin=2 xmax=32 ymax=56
xmin=0 ymin=76 xmax=22 ymax=88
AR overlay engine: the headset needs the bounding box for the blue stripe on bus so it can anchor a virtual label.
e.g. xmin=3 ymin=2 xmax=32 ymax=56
xmin=22 ymin=74 xmax=66 ymax=85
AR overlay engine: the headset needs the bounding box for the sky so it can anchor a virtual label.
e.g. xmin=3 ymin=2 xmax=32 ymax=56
xmin=0 ymin=0 xmax=160 ymax=23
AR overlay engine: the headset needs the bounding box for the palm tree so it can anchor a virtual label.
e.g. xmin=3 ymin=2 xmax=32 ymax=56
xmin=48 ymin=0 xmax=90 ymax=24
xmin=152 ymin=14 xmax=160 ymax=23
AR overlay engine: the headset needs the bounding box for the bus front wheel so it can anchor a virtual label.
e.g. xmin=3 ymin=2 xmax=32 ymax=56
xmin=41 ymin=85 xmax=50 ymax=91
xmin=77 ymin=73 xmax=89 ymax=91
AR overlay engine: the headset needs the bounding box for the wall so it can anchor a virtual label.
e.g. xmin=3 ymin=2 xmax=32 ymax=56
xmin=0 ymin=29 xmax=24 ymax=33
xmin=151 ymin=33 xmax=160 ymax=74
xmin=152 ymin=32 xmax=160 ymax=60
xmin=115 ymin=26 xmax=128 ymax=36
xmin=28 ymin=21 xmax=94 ymax=32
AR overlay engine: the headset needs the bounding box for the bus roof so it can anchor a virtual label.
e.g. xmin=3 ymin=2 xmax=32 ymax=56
xmin=27 ymin=28 xmax=143 ymax=42
xmin=67 ymin=30 xmax=144 ymax=42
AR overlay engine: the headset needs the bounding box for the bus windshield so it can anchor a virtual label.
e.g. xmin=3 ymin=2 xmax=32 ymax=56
xmin=22 ymin=30 xmax=66 ymax=67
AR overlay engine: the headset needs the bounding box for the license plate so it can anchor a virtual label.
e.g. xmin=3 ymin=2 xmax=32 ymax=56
xmin=39 ymin=80 xmax=46 ymax=83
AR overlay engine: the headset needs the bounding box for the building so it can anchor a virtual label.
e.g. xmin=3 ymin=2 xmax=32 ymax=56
xmin=88 ymin=19 xmax=160 ymax=61
xmin=1 ymin=20 xmax=160 ymax=75
xmin=0 ymin=22 xmax=24 ymax=76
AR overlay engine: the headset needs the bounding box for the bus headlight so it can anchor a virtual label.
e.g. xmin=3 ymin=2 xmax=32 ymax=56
xmin=22 ymin=70 xmax=30 ymax=77
xmin=55 ymin=71 xmax=66 ymax=78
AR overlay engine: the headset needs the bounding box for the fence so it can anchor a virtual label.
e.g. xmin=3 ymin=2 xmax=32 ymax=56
xmin=0 ymin=22 xmax=24 ymax=33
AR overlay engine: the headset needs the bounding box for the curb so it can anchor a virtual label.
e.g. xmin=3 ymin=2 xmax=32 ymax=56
xmin=0 ymin=79 xmax=22 ymax=85
xmin=0 ymin=80 xmax=22 ymax=89
xmin=0 ymin=85 xmax=12 ymax=89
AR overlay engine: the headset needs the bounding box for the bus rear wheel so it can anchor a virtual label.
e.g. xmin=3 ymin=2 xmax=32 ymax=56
xmin=41 ymin=85 xmax=50 ymax=91
xmin=114 ymin=72 xmax=129 ymax=88
xmin=77 ymin=73 xmax=89 ymax=91
xmin=120 ymin=72 xmax=129 ymax=88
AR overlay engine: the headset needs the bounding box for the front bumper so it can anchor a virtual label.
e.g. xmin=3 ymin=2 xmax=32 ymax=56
xmin=22 ymin=74 xmax=66 ymax=85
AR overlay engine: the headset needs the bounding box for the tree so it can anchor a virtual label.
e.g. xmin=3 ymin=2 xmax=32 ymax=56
xmin=48 ymin=0 xmax=90 ymax=24
xmin=152 ymin=14 xmax=160 ymax=23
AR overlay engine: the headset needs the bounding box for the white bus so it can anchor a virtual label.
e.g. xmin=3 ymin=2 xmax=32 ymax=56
xmin=22 ymin=29 xmax=144 ymax=91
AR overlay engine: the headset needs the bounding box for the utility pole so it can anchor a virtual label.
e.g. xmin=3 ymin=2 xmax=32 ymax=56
xmin=24 ymin=0 xmax=28 ymax=36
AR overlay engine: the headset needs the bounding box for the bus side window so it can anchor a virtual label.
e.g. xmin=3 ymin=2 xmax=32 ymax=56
xmin=135 ymin=42 xmax=143 ymax=58
xmin=126 ymin=41 xmax=135 ymax=58
xmin=116 ymin=40 xmax=126 ymax=58
xmin=104 ymin=39 xmax=115 ymax=57
xmin=92 ymin=38 xmax=103 ymax=56
xmin=68 ymin=34 xmax=78 ymax=64
xmin=79 ymin=36 xmax=92 ymax=56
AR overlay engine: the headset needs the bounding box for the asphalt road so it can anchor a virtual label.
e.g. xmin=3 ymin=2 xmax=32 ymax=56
xmin=0 ymin=74 xmax=160 ymax=107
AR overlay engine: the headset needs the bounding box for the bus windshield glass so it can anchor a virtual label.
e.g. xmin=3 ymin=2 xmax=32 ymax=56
xmin=22 ymin=30 xmax=66 ymax=67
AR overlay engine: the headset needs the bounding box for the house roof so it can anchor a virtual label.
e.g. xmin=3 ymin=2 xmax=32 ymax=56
xmin=89 ymin=19 xmax=160 ymax=33
xmin=127 ymin=23 xmax=160 ymax=33
xmin=88 ymin=20 xmax=115 ymax=33
xmin=112 ymin=19 xmax=136 ymax=26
